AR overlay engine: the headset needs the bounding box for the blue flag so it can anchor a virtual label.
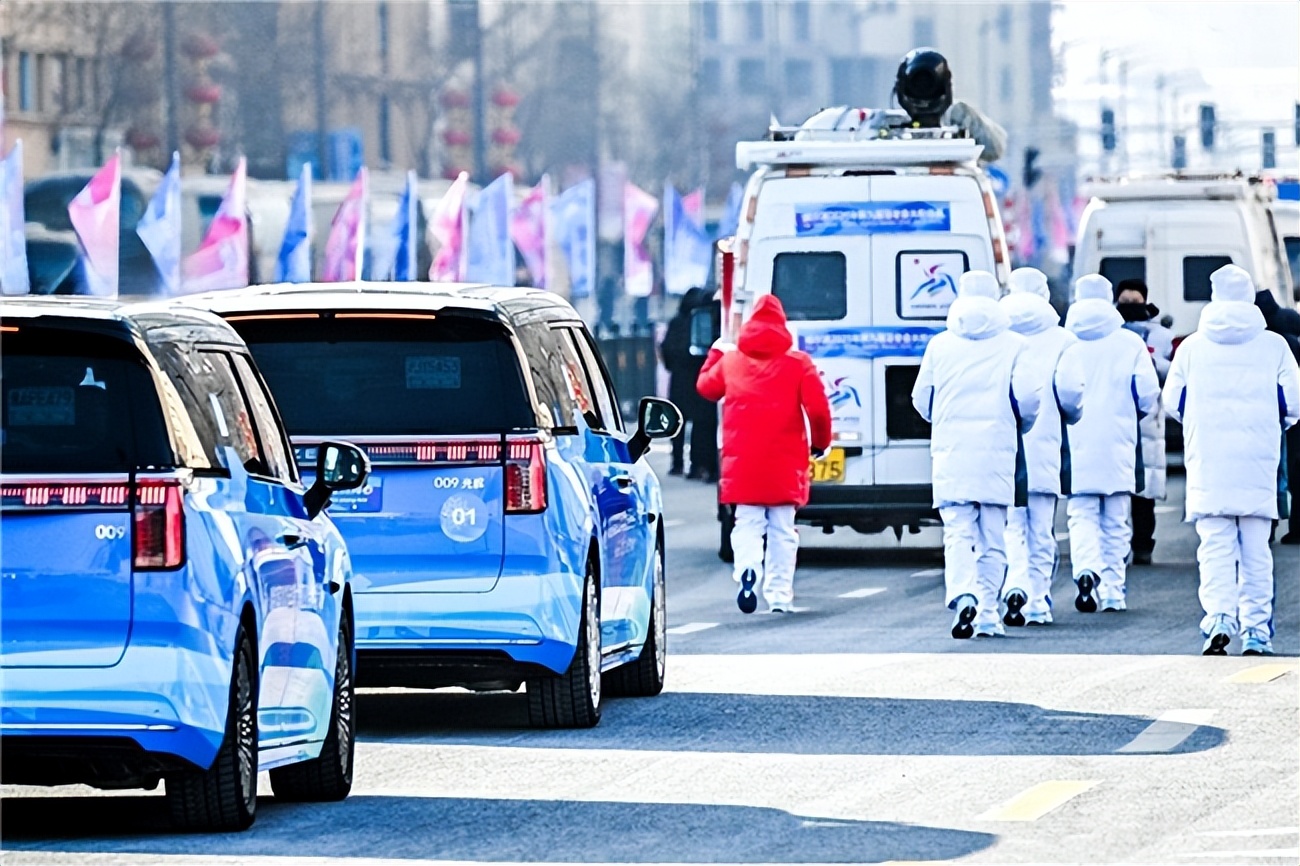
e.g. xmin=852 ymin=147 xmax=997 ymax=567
xmin=276 ymin=162 xmax=313 ymax=283
xmin=717 ymin=181 xmax=743 ymax=240
xmin=465 ymin=173 xmax=514 ymax=286
xmin=136 ymin=151 xmax=182 ymax=295
xmin=663 ymin=185 xmax=713 ymax=295
xmin=391 ymin=170 xmax=418 ymax=281
xmin=552 ymin=178 xmax=595 ymax=299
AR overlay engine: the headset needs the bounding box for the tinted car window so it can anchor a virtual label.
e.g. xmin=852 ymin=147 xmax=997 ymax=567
xmin=1283 ymin=237 xmax=1299 ymax=290
xmin=516 ymin=321 xmax=578 ymax=431
xmin=1099 ymin=256 xmax=1146 ymax=289
xmin=1 ymin=328 xmax=173 ymax=473
xmin=232 ymin=315 xmax=533 ymax=436
xmin=554 ymin=327 xmax=604 ymax=430
xmin=773 ymin=252 xmax=847 ymax=321
xmin=230 ymin=353 xmax=297 ymax=483
xmin=196 ymin=351 xmax=267 ymax=475
xmin=566 ymin=327 xmax=624 ymax=433
xmin=1183 ymin=255 xmax=1234 ymax=302
xmin=24 ymin=177 xmax=147 ymax=233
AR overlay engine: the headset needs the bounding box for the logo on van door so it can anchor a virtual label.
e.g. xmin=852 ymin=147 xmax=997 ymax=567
xmin=898 ymin=251 xmax=968 ymax=319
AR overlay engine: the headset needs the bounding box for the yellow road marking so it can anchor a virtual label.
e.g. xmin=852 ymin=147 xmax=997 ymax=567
xmin=1224 ymin=664 xmax=1294 ymax=684
xmin=978 ymin=780 xmax=1099 ymax=822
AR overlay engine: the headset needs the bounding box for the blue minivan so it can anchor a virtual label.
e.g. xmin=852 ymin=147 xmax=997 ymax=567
xmin=0 ymin=298 xmax=369 ymax=830
xmin=196 ymin=284 xmax=681 ymax=728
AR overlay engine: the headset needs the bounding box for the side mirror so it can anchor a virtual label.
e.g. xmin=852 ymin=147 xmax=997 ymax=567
xmin=628 ymin=397 xmax=684 ymax=463
xmin=305 ymin=441 xmax=371 ymax=519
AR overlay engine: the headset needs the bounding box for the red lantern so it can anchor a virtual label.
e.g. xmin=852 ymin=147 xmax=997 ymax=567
xmin=184 ymin=82 xmax=222 ymax=104
xmin=181 ymin=33 xmax=220 ymax=60
xmin=441 ymin=89 xmax=471 ymax=110
xmin=491 ymin=87 xmax=520 ymax=108
xmin=442 ymin=129 xmax=472 ymax=147
xmin=184 ymin=124 xmax=221 ymax=150
xmin=491 ymin=127 xmax=521 ymax=146
xmin=126 ymin=127 xmax=161 ymax=151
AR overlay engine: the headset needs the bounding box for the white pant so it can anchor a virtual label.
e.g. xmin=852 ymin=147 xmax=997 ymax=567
xmin=1006 ymin=494 xmax=1058 ymax=615
xmin=1195 ymin=516 xmax=1274 ymax=636
xmin=732 ymin=505 xmax=799 ymax=608
xmin=939 ymin=503 xmax=1008 ymax=626
xmin=1067 ymin=494 xmax=1131 ymax=600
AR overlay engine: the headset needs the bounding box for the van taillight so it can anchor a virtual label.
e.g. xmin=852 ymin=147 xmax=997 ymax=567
xmin=133 ymin=481 xmax=185 ymax=570
xmin=505 ymin=439 xmax=547 ymax=514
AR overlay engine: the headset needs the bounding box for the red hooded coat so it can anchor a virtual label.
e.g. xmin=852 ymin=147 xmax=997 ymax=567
xmin=697 ymin=295 xmax=833 ymax=507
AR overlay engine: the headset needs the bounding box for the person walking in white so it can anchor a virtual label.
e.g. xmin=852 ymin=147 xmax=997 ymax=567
xmin=1162 ymin=265 xmax=1300 ymax=655
xmin=912 ymin=270 xmax=1040 ymax=638
xmin=1061 ymin=274 xmax=1161 ymax=613
xmin=999 ymin=268 xmax=1086 ymax=627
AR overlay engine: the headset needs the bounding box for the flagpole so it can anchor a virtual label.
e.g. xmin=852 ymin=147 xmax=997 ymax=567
xmin=406 ymin=170 xmax=417 ymax=281
xmin=355 ymin=167 xmax=368 ymax=281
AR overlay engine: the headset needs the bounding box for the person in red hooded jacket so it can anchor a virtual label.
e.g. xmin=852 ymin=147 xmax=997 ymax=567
xmin=697 ymin=295 xmax=833 ymax=614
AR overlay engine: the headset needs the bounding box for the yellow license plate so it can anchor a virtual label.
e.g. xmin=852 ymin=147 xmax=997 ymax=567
xmin=810 ymin=448 xmax=846 ymax=484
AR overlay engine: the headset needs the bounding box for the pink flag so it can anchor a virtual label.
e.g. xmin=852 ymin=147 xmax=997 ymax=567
xmin=323 ymin=167 xmax=368 ymax=282
xmin=67 ymin=152 xmax=122 ymax=297
xmin=682 ymin=188 xmax=704 ymax=224
xmin=429 ymin=171 xmax=470 ymax=281
xmin=623 ymin=181 xmax=658 ymax=298
xmin=182 ymin=157 xmax=249 ymax=293
xmin=510 ymin=176 xmax=548 ymax=288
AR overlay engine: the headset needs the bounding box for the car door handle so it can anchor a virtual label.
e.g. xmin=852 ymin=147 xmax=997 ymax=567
xmin=278 ymin=533 xmax=308 ymax=550
xmin=612 ymin=474 xmax=635 ymax=490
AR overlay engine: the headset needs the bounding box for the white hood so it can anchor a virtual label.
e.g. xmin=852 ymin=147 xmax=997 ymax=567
xmin=1001 ymin=292 xmax=1060 ymax=336
xmin=946 ymin=296 xmax=1011 ymax=340
xmin=1065 ymin=298 xmax=1123 ymax=341
xmin=1200 ymin=300 xmax=1266 ymax=345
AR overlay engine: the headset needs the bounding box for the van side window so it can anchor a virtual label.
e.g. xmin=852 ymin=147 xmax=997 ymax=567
xmin=1099 ymin=257 xmax=1146 ymax=289
xmin=1183 ymin=255 xmax=1234 ymax=302
xmin=773 ymin=252 xmax=847 ymax=321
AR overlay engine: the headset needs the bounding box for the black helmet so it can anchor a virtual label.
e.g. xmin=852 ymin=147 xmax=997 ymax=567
xmin=895 ymin=48 xmax=953 ymax=127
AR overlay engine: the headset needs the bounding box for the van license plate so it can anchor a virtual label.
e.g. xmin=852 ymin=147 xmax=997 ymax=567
xmin=810 ymin=448 xmax=846 ymax=484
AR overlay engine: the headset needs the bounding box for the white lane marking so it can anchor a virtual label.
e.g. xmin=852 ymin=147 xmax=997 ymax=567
xmin=1155 ymin=505 xmax=1180 ymax=514
xmin=663 ymin=518 xmax=687 ymax=528
xmin=1179 ymin=849 xmax=1300 ymax=859
xmin=1224 ymin=664 xmax=1294 ymax=684
xmin=839 ymin=587 xmax=887 ymax=599
xmin=666 ymin=622 xmax=719 ymax=636
xmin=1116 ymin=709 xmax=1215 ymax=753
xmin=1198 ymin=828 xmax=1300 ymax=838
xmin=910 ymin=568 xmax=943 ymax=578
xmin=977 ymin=780 xmax=1098 ymax=821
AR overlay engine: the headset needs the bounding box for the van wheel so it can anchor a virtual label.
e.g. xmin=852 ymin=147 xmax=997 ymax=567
xmin=719 ymin=506 xmax=735 ymax=563
xmin=269 ymin=614 xmax=355 ymax=802
xmin=527 ymin=562 xmax=601 ymax=728
xmin=604 ymin=541 xmax=666 ymax=697
xmin=166 ymin=626 xmax=258 ymax=832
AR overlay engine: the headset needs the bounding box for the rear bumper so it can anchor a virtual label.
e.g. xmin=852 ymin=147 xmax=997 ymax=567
xmin=797 ymin=484 xmax=939 ymax=528
xmin=0 ymin=643 xmax=231 ymax=784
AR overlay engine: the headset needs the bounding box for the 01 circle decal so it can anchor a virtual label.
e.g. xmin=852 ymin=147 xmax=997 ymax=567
xmin=440 ymin=493 xmax=489 ymax=543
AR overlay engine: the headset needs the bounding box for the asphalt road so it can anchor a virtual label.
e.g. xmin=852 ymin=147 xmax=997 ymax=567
xmin=3 ymin=449 xmax=1298 ymax=865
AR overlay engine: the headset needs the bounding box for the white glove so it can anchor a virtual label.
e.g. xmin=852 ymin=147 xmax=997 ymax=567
xmin=711 ymin=339 xmax=737 ymax=353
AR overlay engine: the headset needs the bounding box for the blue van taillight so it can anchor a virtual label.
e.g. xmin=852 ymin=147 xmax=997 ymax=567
xmin=133 ymin=480 xmax=185 ymax=570
xmin=505 ymin=438 xmax=547 ymax=514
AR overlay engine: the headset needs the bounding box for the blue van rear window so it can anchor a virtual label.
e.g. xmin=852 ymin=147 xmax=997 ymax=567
xmin=232 ymin=316 xmax=533 ymax=436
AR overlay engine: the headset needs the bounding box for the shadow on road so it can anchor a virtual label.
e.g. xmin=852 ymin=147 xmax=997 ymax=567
xmin=355 ymin=689 xmax=1225 ymax=756
xmin=0 ymin=794 xmax=996 ymax=862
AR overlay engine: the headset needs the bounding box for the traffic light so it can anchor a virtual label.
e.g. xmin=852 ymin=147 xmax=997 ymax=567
xmin=1022 ymin=146 xmax=1042 ymax=188
xmin=1100 ymin=108 xmax=1116 ymax=152
xmin=1172 ymin=135 xmax=1187 ymax=169
xmin=1262 ymin=129 xmax=1276 ymax=170
xmin=1199 ymin=103 xmax=1216 ymax=150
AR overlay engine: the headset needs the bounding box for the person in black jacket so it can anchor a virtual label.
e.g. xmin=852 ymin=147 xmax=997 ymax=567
xmin=660 ymin=288 xmax=718 ymax=480
xmin=1256 ymin=289 xmax=1300 ymax=543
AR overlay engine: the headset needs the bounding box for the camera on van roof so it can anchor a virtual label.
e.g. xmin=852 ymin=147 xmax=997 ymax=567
xmin=895 ymin=48 xmax=953 ymax=128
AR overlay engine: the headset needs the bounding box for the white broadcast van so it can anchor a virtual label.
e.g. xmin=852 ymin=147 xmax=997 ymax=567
xmin=1073 ymin=174 xmax=1296 ymax=338
xmin=712 ymin=109 xmax=1010 ymax=556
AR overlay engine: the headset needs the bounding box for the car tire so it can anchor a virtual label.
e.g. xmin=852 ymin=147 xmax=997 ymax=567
xmin=527 ymin=561 xmax=602 ymax=728
xmin=166 ymin=625 xmax=258 ymax=832
xmin=604 ymin=539 xmax=666 ymax=697
xmin=269 ymin=613 xmax=355 ymax=802
xmin=719 ymin=506 xmax=735 ymax=563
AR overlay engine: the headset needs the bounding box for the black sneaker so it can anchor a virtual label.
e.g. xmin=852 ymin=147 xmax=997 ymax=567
xmin=737 ymin=569 xmax=758 ymax=614
xmin=1131 ymin=549 xmax=1153 ymax=566
xmin=1075 ymin=571 xmax=1099 ymax=613
xmin=951 ymin=595 xmax=977 ymax=639
xmin=1280 ymin=531 xmax=1300 ymax=546
xmin=1003 ymin=589 xmax=1028 ymax=627
xmin=669 ymin=465 xmax=684 ymax=477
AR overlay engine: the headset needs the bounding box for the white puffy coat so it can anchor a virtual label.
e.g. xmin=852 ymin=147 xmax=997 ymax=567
xmin=1002 ymin=292 xmax=1086 ymax=496
xmin=1163 ymin=301 xmax=1300 ymax=521
xmin=1061 ymin=299 xmax=1162 ymax=496
xmin=912 ymin=295 xmax=1041 ymax=507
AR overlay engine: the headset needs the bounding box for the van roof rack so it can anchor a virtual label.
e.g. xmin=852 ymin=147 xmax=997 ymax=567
xmin=1081 ymin=172 xmax=1276 ymax=202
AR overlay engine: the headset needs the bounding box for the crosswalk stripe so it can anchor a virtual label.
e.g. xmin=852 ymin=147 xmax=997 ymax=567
xmin=839 ymin=587 xmax=887 ymax=599
xmin=666 ymin=622 xmax=719 ymax=636
xmin=1116 ymin=709 xmax=1214 ymax=753
xmin=910 ymin=568 xmax=943 ymax=578
xmin=1224 ymin=664 xmax=1294 ymax=684
xmin=1198 ymin=828 xmax=1300 ymax=838
xmin=978 ymin=780 xmax=1098 ymax=821
xmin=1178 ymin=848 xmax=1300 ymax=859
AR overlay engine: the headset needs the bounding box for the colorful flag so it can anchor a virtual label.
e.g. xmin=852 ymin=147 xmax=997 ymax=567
xmin=1 ymin=140 xmax=30 ymax=295
xmin=276 ymin=161 xmax=313 ymax=283
xmin=623 ymin=181 xmax=658 ymax=298
xmin=511 ymin=176 xmax=548 ymax=288
xmin=68 ymin=151 xmax=122 ymax=297
xmin=391 ymin=170 xmax=418 ymax=281
xmin=663 ymin=184 xmax=712 ymax=295
xmin=136 ymin=151 xmax=182 ymax=295
xmin=552 ymin=178 xmax=594 ymax=299
xmin=717 ymin=181 xmax=743 ymax=240
xmin=429 ymin=171 xmax=469 ymax=281
xmin=182 ymin=156 xmax=249 ymax=294
xmin=465 ymin=172 xmax=514 ymax=286
xmin=322 ymin=167 xmax=367 ymax=282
